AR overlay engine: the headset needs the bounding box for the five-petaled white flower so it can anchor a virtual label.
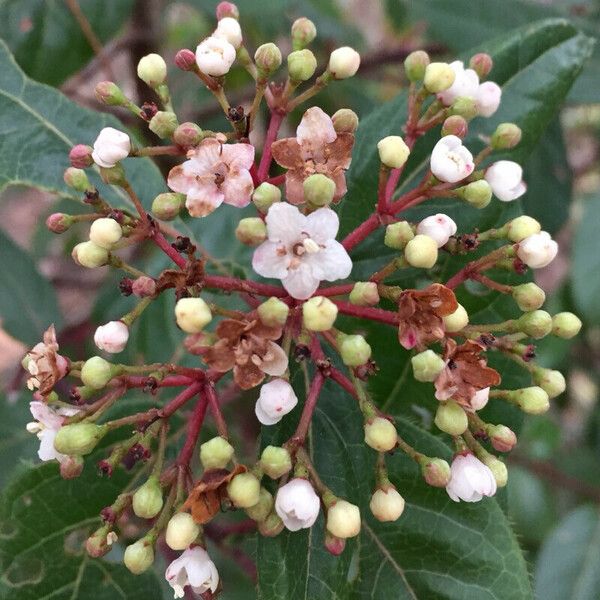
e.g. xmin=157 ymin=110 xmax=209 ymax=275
xmin=27 ymin=401 xmax=80 ymax=463
xmin=430 ymin=135 xmax=474 ymax=183
xmin=275 ymin=478 xmax=321 ymax=531
xmin=416 ymin=213 xmax=457 ymax=248
xmin=438 ymin=61 xmax=480 ymax=106
xmin=167 ymin=138 xmax=254 ymax=217
xmin=165 ymin=546 xmax=219 ymax=599
xmin=517 ymin=231 xmax=558 ymax=268
xmin=195 ymin=35 xmax=236 ymax=76
xmin=485 ymin=160 xmax=526 ymax=202
xmin=91 ymin=127 xmax=131 ymax=168
xmin=252 ymin=202 xmax=352 ymax=299
xmin=255 ymin=378 xmax=298 ymax=425
xmin=446 ymin=452 xmax=497 ymax=502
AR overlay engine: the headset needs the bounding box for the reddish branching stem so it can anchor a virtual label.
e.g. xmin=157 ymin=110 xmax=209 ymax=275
xmin=289 ymin=371 xmax=325 ymax=446
xmin=177 ymin=394 xmax=208 ymax=467
xmin=203 ymin=382 xmax=228 ymax=439
xmin=257 ymin=111 xmax=284 ymax=182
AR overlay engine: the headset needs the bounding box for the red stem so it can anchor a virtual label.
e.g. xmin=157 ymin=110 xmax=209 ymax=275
xmin=152 ymin=230 xmax=187 ymax=269
xmin=290 ymin=371 xmax=325 ymax=445
xmin=377 ymin=167 xmax=391 ymax=214
xmin=203 ymin=382 xmax=228 ymax=438
xmin=160 ymin=380 xmax=205 ymax=418
xmin=257 ymin=112 xmax=284 ymax=182
xmin=203 ymin=274 xmax=287 ymax=298
xmin=266 ymin=173 xmax=285 ymax=186
xmin=177 ymin=394 xmax=208 ymax=467
xmin=328 ymin=367 xmax=358 ymax=398
xmin=123 ymin=375 xmax=196 ymax=388
xmin=341 ymin=212 xmax=381 ymax=252
xmin=315 ymin=283 xmax=355 ymax=297
xmin=333 ymin=300 xmax=400 ymax=326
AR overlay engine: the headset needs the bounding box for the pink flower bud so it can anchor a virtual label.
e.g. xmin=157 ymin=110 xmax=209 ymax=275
xmin=69 ymin=144 xmax=93 ymax=168
xmin=517 ymin=231 xmax=558 ymax=269
xmin=94 ymin=81 xmax=126 ymax=106
xmin=175 ymin=49 xmax=197 ymax=71
xmin=173 ymin=122 xmax=203 ymax=147
xmin=325 ymin=532 xmax=346 ymax=556
xmin=441 ymin=115 xmax=468 ymax=138
xmin=489 ymin=424 xmax=517 ymax=452
xmin=255 ymin=379 xmax=298 ymax=425
xmin=60 ymin=455 xmax=84 ymax=479
xmin=446 ymin=453 xmax=497 ymax=502
xmin=469 ymin=53 xmax=493 ymax=78
xmin=475 ymin=81 xmax=502 ymax=117
xmin=216 ymin=1 xmax=239 ymax=20
xmin=94 ymin=321 xmax=129 ymax=354
xmin=46 ymin=213 xmax=73 ymax=234
xmin=131 ymin=276 xmax=157 ymax=297
xmin=416 ymin=213 xmax=457 ymax=248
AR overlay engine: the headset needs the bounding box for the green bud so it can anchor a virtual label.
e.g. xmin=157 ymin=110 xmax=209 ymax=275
xmin=173 ymin=122 xmax=203 ymax=148
xmin=303 ymin=173 xmax=336 ymax=207
xmin=326 ymin=499 xmax=361 ymax=538
xmin=149 ymin=111 xmax=179 ymax=139
xmin=165 ymin=513 xmax=200 ymax=550
xmin=255 ymin=43 xmax=282 ymax=76
xmin=81 ymin=356 xmax=117 ymax=389
xmin=303 ymin=296 xmax=338 ymax=331
xmin=260 ymin=445 xmax=292 ymax=479
xmin=443 ymin=303 xmax=469 ymax=332
xmin=227 ymin=472 xmax=261 ymax=508
xmin=200 ymin=436 xmax=235 ymax=469
xmin=174 ymin=297 xmax=212 ymax=333
xmin=510 ymin=386 xmax=550 ymax=414
xmin=54 ymin=423 xmax=107 ymax=456
xmin=434 ymin=400 xmax=468 ymax=435
xmin=257 ymin=297 xmax=289 ymax=328
xmin=404 ymin=234 xmax=438 ymax=268
xmin=339 ymin=333 xmax=372 ymax=367
xmin=384 ymin=221 xmax=414 ymax=249
xmin=533 ymin=367 xmax=566 ymax=398
xmin=512 ymin=282 xmax=546 ymax=311
xmin=63 ymin=167 xmax=90 ymax=192
xmin=482 ymin=455 xmax=508 ymax=487
xmin=488 ymin=424 xmax=517 ymax=453
xmin=287 ymin=49 xmax=317 ymax=82
xmin=258 ymin=511 xmax=284 ymax=537
xmin=441 ymin=115 xmax=468 ymax=138
xmin=291 ymin=17 xmax=317 ymax=50
xmin=552 ymin=312 xmax=582 ymax=339
xmin=404 ymin=50 xmax=430 ymax=82
xmin=377 ymin=136 xmax=410 ymax=169
xmin=491 ymin=123 xmax=522 ymax=150
xmin=411 ymin=349 xmax=445 ymax=382
xmin=252 ymin=182 xmax=281 ymax=212
xmin=349 ymin=282 xmax=379 ymax=306
xmin=235 ymin=217 xmax=267 ymax=245
xmin=246 ymin=487 xmax=274 ymax=522
xmin=332 ymin=108 xmax=359 ymax=134
xmin=449 ymin=96 xmax=478 ymax=120
xmin=137 ymin=53 xmax=167 ymax=88
xmin=517 ymin=310 xmax=553 ymax=339
xmin=124 ymin=538 xmax=155 ymax=574
xmin=152 ymin=192 xmax=185 ymax=221
xmin=424 ymin=62 xmax=455 ymax=93
xmin=132 ymin=476 xmax=164 ymax=519
xmin=506 ymin=215 xmax=541 ymax=242
xmin=89 ymin=217 xmax=123 ymax=249
xmin=99 ymin=163 xmax=127 ymax=186
xmin=364 ymin=417 xmax=397 ymax=452
xmin=458 ymin=180 xmax=492 ymax=208
xmin=420 ymin=456 xmax=451 ymax=487
xmin=72 ymin=241 xmax=109 ymax=269
xmin=95 ymin=81 xmax=127 ymax=106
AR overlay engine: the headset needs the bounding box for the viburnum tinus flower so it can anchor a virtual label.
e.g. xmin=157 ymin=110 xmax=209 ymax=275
xmin=446 ymin=453 xmax=497 ymax=502
xmin=94 ymin=321 xmax=129 ymax=354
xmin=25 ymin=325 xmax=69 ymax=397
xmin=27 ymin=401 xmax=80 ymax=463
xmin=517 ymin=231 xmax=558 ymax=268
xmin=430 ymin=135 xmax=474 ymax=183
xmin=91 ymin=127 xmax=131 ymax=168
xmin=416 ymin=213 xmax=457 ymax=248
xmin=165 ymin=546 xmax=219 ymax=598
xmin=203 ymin=318 xmax=288 ymax=389
xmin=484 ymin=160 xmax=526 ymax=201
xmin=167 ymin=138 xmax=254 ymax=217
xmin=275 ymin=478 xmax=320 ymax=531
xmin=271 ymin=107 xmax=354 ymax=204
xmin=252 ymin=202 xmax=352 ymax=299
xmin=195 ymin=35 xmax=236 ymax=76
xmin=255 ymin=378 xmax=298 ymax=425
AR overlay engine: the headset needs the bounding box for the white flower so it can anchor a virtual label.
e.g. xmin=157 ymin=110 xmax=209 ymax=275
xmin=27 ymin=401 xmax=80 ymax=463
xmin=430 ymin=135 xmax=474 ymax=183
xmin=438 ymin=61 xmax=479 ymax=106
xmin=517 ymin=231 xmax=558 ymax=268
xmin=195 ymin=36 xmax=236 ymax=76
xmin=214 ymin=17 xmax=242 ymax=48
xmin=255 ymin=378 xmax=298 ymax=425
xmin=475 ymin=81 xmax=502 ymax=117
xmin=94 ymin=321 xmax=129 ymax=354
xmin=275 ymin=478 xmax=320 ymax=531
xmin=471 ymin=387 xmax=490 ymax=411
xmin=446 ymin=453 xmax=497 ymax=502
xmin=484 ymin=160 xmax=526 ymax=201
xmin=328 ymin=47 xmax=361 ymax=79
xmin=416 ymin=213 xmax=457 ymax=248
xmin=165 ymin=546 xmax=219 ymax=598
xmin=252 ymin=203 xmax=352 ymax=299
xmin=91 ymin=127 xmax=131 ymax=168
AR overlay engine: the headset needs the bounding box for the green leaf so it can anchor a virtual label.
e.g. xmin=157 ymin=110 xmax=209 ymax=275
xmin=0 ymin=38 xmax=165 ymax=211
xmin=572 ymin=195 xmax=600 ymax=323
xmin=0 ymin=229 xmax=62 ymax=345
xmin=535 ymin=505 xmax=600 ymax=600
xmin=0 ymin=0 xmax=134 ymax=86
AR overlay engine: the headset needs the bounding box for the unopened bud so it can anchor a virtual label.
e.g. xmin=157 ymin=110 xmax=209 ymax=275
xmin=424 ymin=62 xmax=455 ymax=93
xmin=332 ymin=108 xmax=358 ymax=133
xmin=441 ymin=115 xmax=468 ymax=138
xmin=449 ymin=96 xmax=478 ymax=120
xmin=64 ymin=167 xmax=90 ymax=192
xmin=86 ymin=527 xmax=112 ymax=557
xmin=369 ymin=486 xmax=405 ymax=522
xmin=46 ymin=213 xmax=73 ymax=234
xmin=175 ymin=48 xmax=197 ymax=71
xmin=124 ymin=539 xmax=155 ymax=574
xmin=137 ymin=53 xmax=167 ymax=88
xmin=364 ymin=417 xmax=397 ymax=452
xmin=326 ymin=500 xmax=361 ymax=538
xmin=443 ymin=303 xmax=469 ymax=332
xmin=72 ymin=241 xmax=109 ymax=268
xmin=132 ymin=276 xmax=157 ymax=297
xmin=216 ymin=1 xmax=239 ymax=19
xmin=384 ymin=221 xmax=414 ymax=249
xmin=339 ymin=334 xmax=372 ymax=367
xmin=81 ymin=356 xmax=117 ymax=389
xmin=257 ymin=297 xmax=289 ymax=328
xmin=200 ymin=436 xmax=234 ymax=469
xmin=420 ymin=456 xmax=451 ymax=487
xmin=173 ymin=122 xmax=203 ymax=148
xmin=434 ymin=400 xmax=468 ymax=435
xmin=255 ymin=43 xmax=282 ymax=75
xmin=533 ymin=367 xmax=566 ymax=398
xmin=469 ymin=53 xmax=493 ymax=78
xmin=174 ymin=297 xmax=212 ymax=333
xmin=69 ymin=144 xmax=93 ymax=168
xmin=165 ymin=513 xmax=200 ymax=550
xmin=377 ymin=136 xmax=410 ymax=169
xmin=349 ymin=282 xmax=379 ymax=306
xmin=152 ymin=192 xmax=185 ymax=221
xmin=517 ymin=310 xmax=553 ymax=338
xmin=404 ymin=50 xmax=430 ymax=81
xmin=324 ymin=532 xmax=346 ymax=555
xmin=303 ymin=173 xmax=335 ymax=207
xmin=510 ymin=386 xmax=550 ymax=414
xmin=458 ymin=180 xmax=492 ymax=208
xmin=488 ymin=424 xmax=517 ymax=453
xmin=291 ymin=17 xmax=317 ymax=50
xmin=253 ymin=182 xmax=281 ymax=212
xmin=404 ymin=234 xmax=438 ymax=268
xmin=60 ymin=455 xmax=84 ymax=479
xmin=95 ymin=81 xmax=127 ymax=106
xmin=54 ymin=423 xmax=107 ymax=456
xmin=132 ymin=476 xmax=164 ymax=518
xmin=99 ymin=164 xmax=127 ymax=186
xmin=303 ymin=296 xmax=338 ymax=331
xmin=236 ymin=217 xmax=267 ymax=245
xmin=328 ymin=47 xmax=360 ymax=79
xmin=552 ymin=312 xmax=582 ymax=339
xmin=89 ymin=217 xmax=122 ymax=249
xmin=260 ymin=445 xmax=292 ymax=479
xmin=411 ymin=349 xmax=445 ymax=382
xmin=149 ymin=111 xmax=178 ymax=139
xmin=258 ymin=511 xmax=284 ymax=537
xmin=506 ymin=216 xmax=541 ymax=242
xmin=512 ymin=283 xmax=546 ymax=311
xmin=287 ymin=49 xmax=317 ymax=82
xmin=482 ymin=455 xmax=507 ymax=487
xmin=246 ymin=487 xmax=273 ymax=522
xmin=491 ymin=123 xmax=522 ymax=150
xmin=227 ymin=472 xmax=261 ymax=508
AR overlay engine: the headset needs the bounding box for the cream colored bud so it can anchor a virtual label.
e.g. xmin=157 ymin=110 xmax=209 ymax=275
xmin=174 ymin=297 xmax=212 ymax=333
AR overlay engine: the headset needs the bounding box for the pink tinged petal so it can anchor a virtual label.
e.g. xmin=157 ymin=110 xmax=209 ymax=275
xmin=284 ymin=170 xmax=307 ymax=205
xmin=221 ymin=142 xmax=255 ymax=169
xmin=296 ymin=107 xmax=337 ymax=147
xmin=38 ymin=429 xmax=61 ymax=461
xmin=399 ymin=328 xmax=419 ymax=350
xmin=304 ymin=207 xmax=340 ymax=242
xmin=308 ymin=241 xmax=353 ymax=282
xmin=221 ymin=169 xmax=254 ymax=208
xmin=265 ymin=202 xmax=306 ymax=244
xmin=255 ymin=401 xmax=282 ymax=425
xmin=475 ymin=81 xmax=502 ymax=117
xmin=282 ymin=264 xmax=320 ymax=299
xmin=185 ymin=187 xmax=224 ymax=217
xmin=252 ymin=241 xmax=290 ymax=279
xmin=167 ymin=165 xmax=194 ymax=194
xmin=331 ymin=169 xmax=348 ymax=201
xmin=30 ymin=401 xmax=63 ymax=430
xmin=260 ymin=342 xmax=289 ymax=376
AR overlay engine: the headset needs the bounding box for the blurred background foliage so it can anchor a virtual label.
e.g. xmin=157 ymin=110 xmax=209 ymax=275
xmin=1 ymin=1 xmax=600 ymax=598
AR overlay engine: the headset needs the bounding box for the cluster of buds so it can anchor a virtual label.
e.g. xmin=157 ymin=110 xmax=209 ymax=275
xmin=22 ymin=3 xmax=581 ymax=596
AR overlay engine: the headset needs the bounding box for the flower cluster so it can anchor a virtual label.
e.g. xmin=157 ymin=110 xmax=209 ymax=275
xmin=26 ymin=3 xmax=581 ymax=596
